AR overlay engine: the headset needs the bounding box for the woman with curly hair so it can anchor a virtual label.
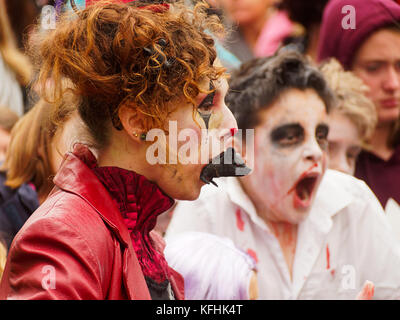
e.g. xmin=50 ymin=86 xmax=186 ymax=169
xmin=0 ymin=0 xmax=245 ymax=300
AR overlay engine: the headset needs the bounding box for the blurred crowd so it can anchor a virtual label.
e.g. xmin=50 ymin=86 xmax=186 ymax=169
xmin=1 ymin=0 xmax=400 ymax=300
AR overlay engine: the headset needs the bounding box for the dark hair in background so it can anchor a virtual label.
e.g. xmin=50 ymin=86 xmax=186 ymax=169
xmin=278 ymin=0 xmax=329 ymax=54
xmin=279 ymin=0 xmax=329 ymax=30
xmin=226 ymin=49 xmax=335 ymax=132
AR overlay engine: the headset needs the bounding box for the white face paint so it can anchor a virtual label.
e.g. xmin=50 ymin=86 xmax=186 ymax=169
xmin=144 ymin=77 xmax=238 ymax=200
xmin=327 ymin=111 xmax=361 ymax=176
xmin=245 ymin=88 xmax=329 ymax=225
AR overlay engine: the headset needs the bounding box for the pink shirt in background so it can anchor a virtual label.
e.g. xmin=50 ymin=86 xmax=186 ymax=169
xmin=254 ymin=11 xmax=294 ymax=57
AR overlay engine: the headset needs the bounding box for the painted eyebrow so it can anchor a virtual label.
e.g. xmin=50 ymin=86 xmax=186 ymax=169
xmin=197 ymin=82 xmax=216 ymax=109
xmin=270 ymin=123 xmax=304 ymax=141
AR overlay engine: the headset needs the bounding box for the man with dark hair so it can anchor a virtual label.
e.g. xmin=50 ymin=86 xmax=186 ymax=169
xmin=166 ymin=50 xmax=400 ymax=299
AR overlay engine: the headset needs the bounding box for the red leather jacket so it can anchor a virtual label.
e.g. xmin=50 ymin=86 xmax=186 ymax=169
xmin=0 ymin=146 xmax=184 ymax=300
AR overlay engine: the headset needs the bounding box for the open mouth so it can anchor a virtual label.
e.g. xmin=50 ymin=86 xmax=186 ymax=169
xmin=288 ymin=169 xmax=320 ymax=209
xmin=199 ymin=147 xmax=251 ymax=187
xmin=295 ymin=175 xmax=318 ymax=202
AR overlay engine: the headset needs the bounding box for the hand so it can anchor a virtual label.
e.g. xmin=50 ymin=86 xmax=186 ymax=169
xmin=356 ymin=280 xmax=375 ymax=300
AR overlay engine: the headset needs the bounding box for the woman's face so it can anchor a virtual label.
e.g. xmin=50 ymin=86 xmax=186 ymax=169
xmin=245 ymin=88 xmax=329 ymax=225
xmin=352 ymin=28 xmax=400 ymax=125
xmin=327 ymin=111 xmax=361 ymax=176
xmin=145 ymin=77 xmax=238 ymax=200
xmin=218 ymin=0 xmax=274 ymax=25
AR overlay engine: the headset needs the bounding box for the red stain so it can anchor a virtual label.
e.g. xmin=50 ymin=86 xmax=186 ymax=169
xmin=230 ymin=128 xmax=238 ymax=137
xmin=236 ymin=208 xmax=245 ymax=231
xmin=326 ymin=244 xmax=330 ymax=270
xmin=247 ymin=249 xmax=258 ymax=263
xmin=330 ymin=269 xmax=335 ymax=277
xmin=366 ymin=283 xmax=375 ymax=299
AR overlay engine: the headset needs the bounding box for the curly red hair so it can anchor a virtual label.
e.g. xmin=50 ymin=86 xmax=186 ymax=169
xmin=32 ymin=0 xmax=225 ymax=147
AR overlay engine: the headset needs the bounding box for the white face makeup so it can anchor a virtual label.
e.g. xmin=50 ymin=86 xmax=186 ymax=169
xmin=327 ymin=111 xmax=361 ymax=176
xmin=246 ymin=88 xmax=329 ymax=225
xmin=145 ymin=77 xmax=239 ymax=200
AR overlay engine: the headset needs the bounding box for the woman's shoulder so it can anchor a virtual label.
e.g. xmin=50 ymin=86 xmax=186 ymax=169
xmin=2 ymin=189 xmax=116 ymax=299
xmin=14 ymin=188 xmax=115 ymax=256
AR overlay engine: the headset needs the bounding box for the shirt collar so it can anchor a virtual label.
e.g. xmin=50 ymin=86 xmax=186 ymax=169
xmin=308 ymin=169 xmax=353 ymax=232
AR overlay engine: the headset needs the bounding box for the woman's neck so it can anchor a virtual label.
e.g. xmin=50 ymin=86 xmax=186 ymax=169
xmin=368 ymin=123 xmax=395 ymax=161
xmin=96 ymin=131 xmax=150 ymax=178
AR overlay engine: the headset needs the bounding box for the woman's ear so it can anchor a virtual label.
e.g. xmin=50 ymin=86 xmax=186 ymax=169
xmin=118 ymin=104 xmax=147 ymax=142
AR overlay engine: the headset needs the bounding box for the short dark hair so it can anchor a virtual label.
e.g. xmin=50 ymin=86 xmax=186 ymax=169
xmin=226 ymin=50 xmax=335 ymax=132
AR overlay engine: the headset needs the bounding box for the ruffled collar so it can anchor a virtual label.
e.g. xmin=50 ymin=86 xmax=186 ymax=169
xmin=73 ymin=145 xmax=175 ymax=283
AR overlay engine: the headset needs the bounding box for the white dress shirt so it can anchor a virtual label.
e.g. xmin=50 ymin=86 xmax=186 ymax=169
xmin=166 ymin=170 xmax=400 ymax=299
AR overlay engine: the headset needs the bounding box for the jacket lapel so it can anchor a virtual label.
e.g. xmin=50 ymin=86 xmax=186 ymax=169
xmin=54 ymin=151 xmax=151 ymax=300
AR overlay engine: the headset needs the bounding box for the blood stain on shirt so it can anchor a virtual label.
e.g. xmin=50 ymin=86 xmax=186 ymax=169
xmin=247 ymin=248 xmax=258 ymax=263
xmin=236 ymin=208 xmax=245 ymax=231
xmin=326 ymin=244 xmax=330 ymax=270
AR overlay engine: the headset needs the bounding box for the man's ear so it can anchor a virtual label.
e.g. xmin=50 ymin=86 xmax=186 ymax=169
xmin=118 ymin=104 xmax=147 ymax=141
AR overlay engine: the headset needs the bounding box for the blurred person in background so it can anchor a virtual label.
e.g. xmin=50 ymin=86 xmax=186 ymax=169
xmin=0 ymin=96 xmax=76 ymax=251
xmin=4 ymin=0 xmax=51 ymax=50
xmin=318 ymin=0 xmax=400 ymax=209
xmin=0 ymin=0 xmax=33 ymax=115
xmin=0 ymin=106 xmax=19 ymax=162
xmin=320 ymin=58 xmax=377 ymax=175
xmin=279 ymin=0 xmax=329 ymax=62
xmin=218 ymin=0 xmax=296 ymax=62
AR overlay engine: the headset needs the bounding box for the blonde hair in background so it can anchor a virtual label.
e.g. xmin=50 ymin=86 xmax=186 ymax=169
xmin=0 ymin=0 xmax=32 ymax=85
xmin=320 ymin=58 xmax=377 ymax=144
xmin=0 ymin=105 xmax=19 ymax=132
xmin=0 ymin=238 xmax=6 ymax=279
xmin=1 ymin=93 xmax=76 ymax=201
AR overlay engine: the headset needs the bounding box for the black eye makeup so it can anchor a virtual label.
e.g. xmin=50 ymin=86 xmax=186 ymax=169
xmin=270 ymin=123 xmax=305 ymax=147
xmin=197 ymin=83 xmax=216 ymax=129
xmin=315 ymin=124 xmax=329 ymax=149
